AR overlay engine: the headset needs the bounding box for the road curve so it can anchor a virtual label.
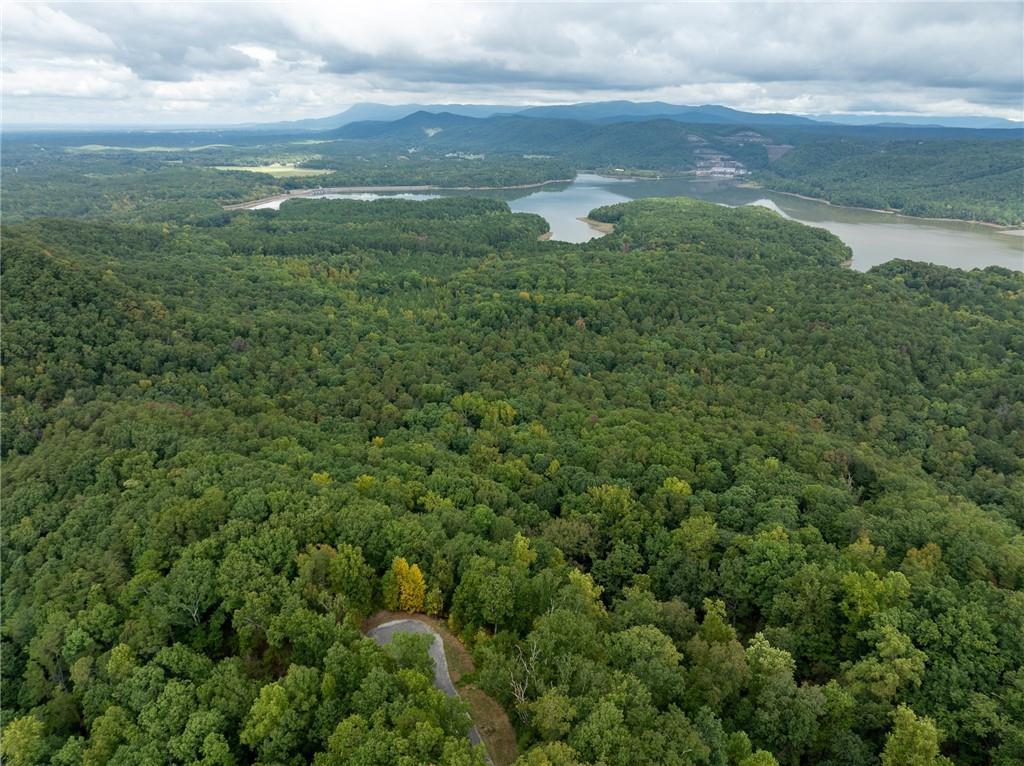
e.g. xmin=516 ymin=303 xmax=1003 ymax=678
xmin=366 ymin=618 xmax=490 ymax=759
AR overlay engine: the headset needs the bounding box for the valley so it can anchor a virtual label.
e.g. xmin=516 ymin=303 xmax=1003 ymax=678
xmin=224 ymin=173 xmax=1024 ymax=271
xmin=2 ymin=78 xmax=1022 ymax=766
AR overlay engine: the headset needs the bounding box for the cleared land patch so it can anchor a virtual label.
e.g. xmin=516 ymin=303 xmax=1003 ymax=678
xmin=212 ymin=163 xmax=334 ymax=177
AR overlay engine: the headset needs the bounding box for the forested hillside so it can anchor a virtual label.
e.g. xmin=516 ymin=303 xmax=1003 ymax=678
xmin=3 ymin=197 xmax=1023 ymax=766
xmin=757 ymin=138 xmax=1024 ymax=225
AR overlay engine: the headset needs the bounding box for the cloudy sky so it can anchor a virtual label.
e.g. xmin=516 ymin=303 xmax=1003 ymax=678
xmin=3 ymin=1 xmax=1022 ymax=126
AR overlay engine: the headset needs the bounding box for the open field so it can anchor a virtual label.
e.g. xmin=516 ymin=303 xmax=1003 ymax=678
xmin=212 ymin=163 xmax=334 ymax=177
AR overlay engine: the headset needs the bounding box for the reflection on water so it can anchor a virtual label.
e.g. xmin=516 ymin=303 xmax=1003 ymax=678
xmin=507 ymin=175 xmax=632 ymax=243
xmin=507 ymin=174 xmax=1023 ymax=272
xmin=262 ymin=173 xmax=1022 ymax=271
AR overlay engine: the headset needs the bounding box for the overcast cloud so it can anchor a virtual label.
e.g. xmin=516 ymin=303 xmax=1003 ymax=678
xmin=2 ymin=1 xmax=1022 ymax=126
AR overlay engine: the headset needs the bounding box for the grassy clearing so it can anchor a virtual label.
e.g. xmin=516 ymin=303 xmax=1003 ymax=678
xmin=212 ymin=163 xmax=333 ymax=177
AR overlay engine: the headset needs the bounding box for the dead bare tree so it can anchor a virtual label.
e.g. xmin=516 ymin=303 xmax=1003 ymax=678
xmin=508 ymin=637 xmax=540 ymax=716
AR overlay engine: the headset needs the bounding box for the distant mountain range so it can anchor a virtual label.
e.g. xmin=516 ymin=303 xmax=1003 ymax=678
xmin=243 ymin=103 xmax=514 ymax=131
xmin=515 ymin=101 xmax=820 ymax=126
xmin=246 ymin=100 xmax=1022 ymax=132
xmin=324 ymin=110 xmax=783 ymax=171
xmin=810 ymin=114 xmax=1021 ymax=129
xmin=7 ymin=101 xmax=1018 ymax=134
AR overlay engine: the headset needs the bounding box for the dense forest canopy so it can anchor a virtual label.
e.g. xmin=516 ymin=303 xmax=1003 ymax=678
xmin=757 ymin=138 xmax=1024 ymax=225
xmin=3 ymin=190 xmax=1022 ymax=766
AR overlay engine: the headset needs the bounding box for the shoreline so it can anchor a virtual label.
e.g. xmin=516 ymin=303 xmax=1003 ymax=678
xmin=224 ymin=172 xmax=1023 ymax=234
xmin=767 ymin=188 xmax=1018 ymax=231
xmin=590 ymin=172 xmax=1019 ymax=231
xmin=577 ymin=216 xmax=615 ymax=234
xmin=223 ymin=177 xmax=575 ymax=210
xmin=587 ymin=170 xmax=670 ymax=181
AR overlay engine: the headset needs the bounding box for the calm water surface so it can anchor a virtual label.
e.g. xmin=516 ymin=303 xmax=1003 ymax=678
xmin=507 ymin=174 xmax=1023 ymax=272
xmin=263 ymin=174 xmax=1022 ymax=272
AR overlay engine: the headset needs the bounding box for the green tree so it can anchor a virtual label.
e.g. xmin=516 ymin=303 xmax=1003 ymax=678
xmin=685 ymin=600 xmax=749 ymax=712
xmin=530 ymin=687 xmax=577 ymax=741
xmin=881 ymin=705 xmax=953 ymax=766
xmin=515 ymin=742 xmax=583 ymax=766
xmin=240 ymin=665 xmax=321 ymax=764
xmin=1 ymin=716 xmax=48 ymax=766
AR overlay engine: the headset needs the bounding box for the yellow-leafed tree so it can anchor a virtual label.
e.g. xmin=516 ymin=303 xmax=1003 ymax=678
xmin=392 ymin=557 xmax=427 ymax=613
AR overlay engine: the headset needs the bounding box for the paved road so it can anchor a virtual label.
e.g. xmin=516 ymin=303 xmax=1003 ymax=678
xmin=367 ymin=618 xmax=489 ymax=758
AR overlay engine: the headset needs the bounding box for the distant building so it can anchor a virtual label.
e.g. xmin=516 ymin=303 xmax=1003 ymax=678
xmin=695 ymin=165 xmax=749 ymax=177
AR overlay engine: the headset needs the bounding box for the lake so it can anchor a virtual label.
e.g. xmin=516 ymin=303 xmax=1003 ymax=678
xmin=505 ymin=174 xmax=1024 ymax=272
xmin=256 ymin=174 xmax=1023 ymax=272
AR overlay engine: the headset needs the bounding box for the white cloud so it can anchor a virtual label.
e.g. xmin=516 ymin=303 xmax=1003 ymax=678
xmin=3 ymin=2 xmax=114 ymax=52
xmin=2 ymin=1 xmax=1021 ymax=125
